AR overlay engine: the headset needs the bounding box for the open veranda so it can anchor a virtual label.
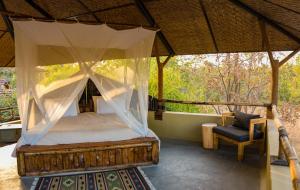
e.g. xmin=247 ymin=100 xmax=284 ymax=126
xmin=0 ymin=0 xmax=300 ymax=190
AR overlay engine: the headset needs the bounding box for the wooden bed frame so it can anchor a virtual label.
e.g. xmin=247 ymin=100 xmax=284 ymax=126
xmin=16 ymin=137 xmax=159 ymax=176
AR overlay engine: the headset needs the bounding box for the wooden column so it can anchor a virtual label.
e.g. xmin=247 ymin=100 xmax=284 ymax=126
xmin=155 ymin=53 xmax=171 ymax=120
xmin=267 ymin=59 xmax=279 ymax=119
xmin=267 ymin=48 xmax=299 ymax=118
xmin=157 ymin=61 xmax=164 ymax=102
xmin=259 ymin=21 xmax=300 ymax=118
xmin=271 ymin=60 xmax=279 ymax=106
xmin=153 ymin=37 xmax=172 ymax=120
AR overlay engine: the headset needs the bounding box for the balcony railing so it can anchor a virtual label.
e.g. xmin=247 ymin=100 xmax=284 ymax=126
xmin=0 ymin=106 xmax=19 ymax=122
xmin=272 ymin=105 xmax=300 ymax=190
xmin=161 ymin=99 xmax=271 ymax=107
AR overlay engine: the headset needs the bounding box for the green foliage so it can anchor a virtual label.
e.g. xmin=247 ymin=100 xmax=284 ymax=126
xmin=149 ymin=53 xmax=300 ymax=114
xmin=0 ymin=68 xmax=18 ymax=122
xmin=39 ymin=64 xmax=80 ymax=86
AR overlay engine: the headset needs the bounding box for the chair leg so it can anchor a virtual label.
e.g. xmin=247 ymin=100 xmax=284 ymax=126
xmin=237 ymin=143 xmax=245 ymax=161
xmin=213 ymin=133 xmax=219 ymax=150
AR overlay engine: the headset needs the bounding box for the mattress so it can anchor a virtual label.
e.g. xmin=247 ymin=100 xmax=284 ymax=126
xmin=36 ymin=112 xmax=157 ymax=145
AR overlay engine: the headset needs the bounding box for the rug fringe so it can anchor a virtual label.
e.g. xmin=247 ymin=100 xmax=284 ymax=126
xmin=137 ymin=167 xmax=156 ymax=190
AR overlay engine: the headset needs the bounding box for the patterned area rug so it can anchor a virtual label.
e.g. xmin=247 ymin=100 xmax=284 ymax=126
xmin=31 ymin=167 xmax=154 ymax=190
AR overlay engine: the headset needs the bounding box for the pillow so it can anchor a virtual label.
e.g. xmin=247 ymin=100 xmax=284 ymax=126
xmin=233 ymin=111 xmax=260 ymax=130
xmin=63 ymin=100 xmax=79 ymax=117
xmin=93 ymin=96 xmax=115 ymax=114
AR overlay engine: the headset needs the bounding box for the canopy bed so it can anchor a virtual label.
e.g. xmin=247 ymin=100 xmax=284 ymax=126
xmin=13 ymin=21 xmax=159 ymax=176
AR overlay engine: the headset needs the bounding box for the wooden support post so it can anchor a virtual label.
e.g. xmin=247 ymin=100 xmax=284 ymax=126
xmin=155 ymin=55 xmax=171 ymax=120
xmin=155 ymin=58 xmax=164 ymax=120
xmin=154 ymin=39 xmax=172 ymax=120
xmin=259 ymin=20 xmax=282 ymax=116
xmin=271 ymin=60 xmax=279 ymax=106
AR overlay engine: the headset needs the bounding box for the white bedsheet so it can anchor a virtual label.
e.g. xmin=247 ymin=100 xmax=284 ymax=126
xmin=36 ymin=112 xmax=157 ymax=145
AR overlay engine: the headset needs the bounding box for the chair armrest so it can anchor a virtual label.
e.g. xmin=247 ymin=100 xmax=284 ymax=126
xmin=222 ymin=112 xmax=235 ymax=126
xmin=221 ymin=112 xmax=234 ymax=126
xmin=249 ymin=118 xmax=267 ymax=141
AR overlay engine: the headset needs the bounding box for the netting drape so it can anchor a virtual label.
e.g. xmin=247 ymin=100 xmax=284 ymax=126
xmin=13 ymin=21 xmax=156 ymax=149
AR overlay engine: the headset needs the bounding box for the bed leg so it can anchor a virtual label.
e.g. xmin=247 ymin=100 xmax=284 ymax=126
xmin=152 ymin=141 xmax=159 ymax=164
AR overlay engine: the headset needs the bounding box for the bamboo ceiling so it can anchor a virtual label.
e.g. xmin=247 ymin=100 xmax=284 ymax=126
xmin=0 ymin=0 xmax=299 ymax=67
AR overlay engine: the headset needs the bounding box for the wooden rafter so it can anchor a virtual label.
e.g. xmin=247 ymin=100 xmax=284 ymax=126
xmin=153 ymin=38 xmax=172 ymax=119
xmin=134 ymin=0 xmax=175 ymax=55
xmin=264 ymin=0 xmax=300 ymax=15
xmin=199 ymin=0 xmax=219 ymax=52
xmin=279 ymin=47 xmax=300 ymax=67
xmin=259 ymin=19 xmax=299 ymax=67
xmin=76 ymin=0 xmax=100 ymax=22
xmin=259 ymin=20 xmax=276 ymax=66
xmin=154 ymin=38 xmax=172 ymax=67
xmin=4 ymin=56 xmax=14 ymax=67
xmin=229 ymin=0 xmax=300 ymax=45
xmin=258 ymin=20 xmax=280 ymax=105
xmin=0 ymin=0 xmax=14 ymax=38
xmin=25 ymin=0 xmax=53 ymax=19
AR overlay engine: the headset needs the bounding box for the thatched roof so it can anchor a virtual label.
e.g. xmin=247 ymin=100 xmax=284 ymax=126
xmin=0 ymin=0 xmax=299 ymax=67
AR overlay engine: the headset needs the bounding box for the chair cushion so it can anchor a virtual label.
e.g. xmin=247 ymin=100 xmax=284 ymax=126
xmin=213 ymin=125 xmax=263 ymax=142
xmin=233 ymin=111 xmax=260 ymax=130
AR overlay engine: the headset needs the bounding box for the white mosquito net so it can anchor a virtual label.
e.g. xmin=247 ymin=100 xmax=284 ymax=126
xmin=13 ymin=21 xmax=156 ymax=148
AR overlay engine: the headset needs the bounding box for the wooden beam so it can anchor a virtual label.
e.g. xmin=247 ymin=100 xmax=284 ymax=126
xmin=162 ymin=55 xmax=171 ymax=67
xmin=259 ymin=20 xmax=276 ymax=66
xmin=25 ymin=0 xmax=54 ymax=19
xmin=229 ymin=0 xmax=300 ymax=45
xmin=264 ymin=0 xmax=300 ymax=15
xmin=259 ymin=20 xmax=300 ymax=105
xmin=279 ymin=47 xmax=300 ymax=67
xmin=199 ymin=0 xmax=219 ymax=52
xmin=271 ymin=60 xmax=279 ymax=105
xmin=153 ymin=38 xmax=172 ymax=120
xmin=76 ymin=0 xmax=100 ymax=22
xmin=0 ymin=0 xmax=14 ymax=38
xmin=156 ymin=54 xmax=171 ymax=100
xmin=162 ymin=99 xmax=271 ymax=107
xmin=134 ymin=0 xmax=175 ymax=55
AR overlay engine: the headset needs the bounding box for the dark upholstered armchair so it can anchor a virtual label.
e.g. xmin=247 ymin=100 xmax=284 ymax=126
xmin=213 ymin=111 xmax=267 ymax=161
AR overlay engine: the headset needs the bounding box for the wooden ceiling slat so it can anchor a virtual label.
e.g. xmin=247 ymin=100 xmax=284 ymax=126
xmin=264 ymin=0 xmax=300 ymax=15
xmin=229 ymin=0 xmax=300 ymax=45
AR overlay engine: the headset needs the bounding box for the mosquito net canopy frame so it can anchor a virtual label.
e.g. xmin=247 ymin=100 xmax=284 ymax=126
xmin=13 ymin=21 xmax=156 ymax=148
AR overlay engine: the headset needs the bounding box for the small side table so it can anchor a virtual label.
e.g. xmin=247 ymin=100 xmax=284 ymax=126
xmin=202 ymin=123 xmax=217 ymax=149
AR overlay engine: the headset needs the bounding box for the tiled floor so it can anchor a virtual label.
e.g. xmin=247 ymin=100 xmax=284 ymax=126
xmin=0 ymin=139 xmax=265 ymax=190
